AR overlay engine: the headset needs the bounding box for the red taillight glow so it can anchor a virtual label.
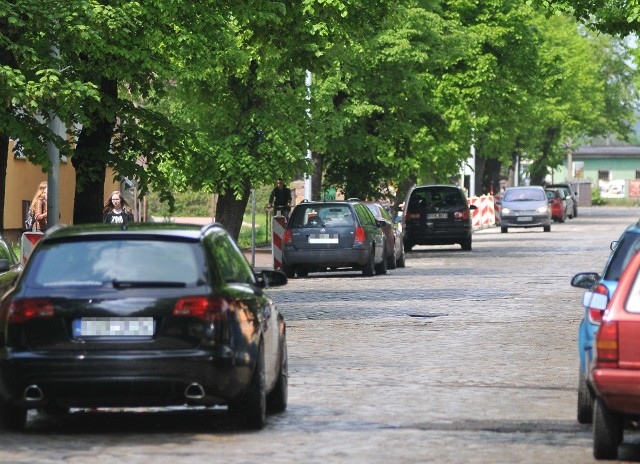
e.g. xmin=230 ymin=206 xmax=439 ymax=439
xmin=173 ymin=297 xmax=230 ymax=321
xmin=354 ymin=226 xmax=366 ymax=244
xmin=589 ymin=284 xmax=609 ymax=325
xmin=405 ymin=211 xmax=420 ymax=220
xmin=596 ymin=320 xmax=618 ymax=368
xmin=284 ymin=229 xmax=292 ymax=243
xmin=1 ymin=298 xmax=54 ymax=323
xmin=454 ymin=209 xmax=470 ymax=220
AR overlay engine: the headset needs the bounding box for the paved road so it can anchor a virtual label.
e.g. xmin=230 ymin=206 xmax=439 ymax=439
xmin=2 ymin=207 xmax=639 ymax=463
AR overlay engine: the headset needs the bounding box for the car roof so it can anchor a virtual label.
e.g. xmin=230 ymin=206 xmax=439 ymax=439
xmin=41 ymin=222 xmax=224 ymax=242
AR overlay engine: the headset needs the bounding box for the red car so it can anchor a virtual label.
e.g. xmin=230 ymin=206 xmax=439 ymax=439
xmin=589 ymin=250 xmax=640 ymax=459
xmin=545 ymin=188 xmax=568 ymax=223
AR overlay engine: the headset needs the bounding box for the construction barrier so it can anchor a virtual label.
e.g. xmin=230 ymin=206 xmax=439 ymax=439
xmin=21 ymin=231 xmax=44 ymax=266
xmin=467 ymin=195 xmax=495 ymax=230
xmin=271 ymin=215 xmax=286 ymax=270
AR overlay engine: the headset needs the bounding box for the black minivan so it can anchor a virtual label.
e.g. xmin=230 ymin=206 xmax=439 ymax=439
xmin=402 ymin=185 xmax=475 ymax=251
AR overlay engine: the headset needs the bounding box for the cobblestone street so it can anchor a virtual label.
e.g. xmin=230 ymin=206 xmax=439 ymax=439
xmin=1 ymin=207 xmax=638 ymax=463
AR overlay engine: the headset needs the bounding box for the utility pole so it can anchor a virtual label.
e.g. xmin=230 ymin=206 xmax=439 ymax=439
xmin=304 ymin=70 xmax=312 ymax=200
xmin=47 ymin=41 xmax=62 ymax=228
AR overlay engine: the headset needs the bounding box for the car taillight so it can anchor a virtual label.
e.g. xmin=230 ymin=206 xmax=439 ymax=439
xmin=596 ymin=320 xmax=618 ymax=368
xmin=405 ymin=211 xmax=420 ymax=220
xmin=173 ymin=297 xmax=230 ymax=321
xmin=0 ymin=298 xmax=55 ymax=323
xmin=284 ymin=229 xmax=292 ymax=243
xmin=354 ymin=226 xmax=366 ymax=244
xmin=454 ymin=209 xmax=470 ymax=220
xmin=589 ymin=284 xmax=609 ymax=325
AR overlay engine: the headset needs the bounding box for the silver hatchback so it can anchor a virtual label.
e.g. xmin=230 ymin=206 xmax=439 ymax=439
xmin=498 ymin=186 xmax=551 ymax=233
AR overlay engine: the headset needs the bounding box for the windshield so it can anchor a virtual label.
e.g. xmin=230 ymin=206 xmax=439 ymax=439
xmin=503 ymin=188 xmax=546 ymax=202
xmin=603 ymin=231 xmax=640 ymax=282
xmin=27 ymin=239 xmax=204 ymax=288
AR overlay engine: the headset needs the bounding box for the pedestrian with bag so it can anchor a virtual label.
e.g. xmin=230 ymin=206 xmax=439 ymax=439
xmin=27 ymin=181 xmax=48 ymax=232
xmin=103 ymin=191 xmax=134 ymax=224
xmin=268 ymin=178 xmax=292 ymax=219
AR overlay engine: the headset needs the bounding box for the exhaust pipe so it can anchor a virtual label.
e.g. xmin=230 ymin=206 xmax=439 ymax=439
xmin=23 ymin=384 xmax=44 ymax=402
xmin=184 ymin=383 xmax=205 ymax=400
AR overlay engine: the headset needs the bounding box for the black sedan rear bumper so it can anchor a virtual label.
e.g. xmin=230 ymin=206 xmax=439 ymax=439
xmin=0 ymin=347 xmax=254 ymax=409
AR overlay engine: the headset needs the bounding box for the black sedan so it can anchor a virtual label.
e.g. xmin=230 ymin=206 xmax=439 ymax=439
xmin=0 ymin=223 xmax=288 ymax=430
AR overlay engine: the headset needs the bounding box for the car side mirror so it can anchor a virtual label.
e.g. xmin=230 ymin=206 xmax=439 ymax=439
xmin=571 ymin=272 xmax=600 ymax=289
xmin=376 ymin=220 xmax=386 ymax=228
xmin=255 ymin=269 xmax=288 ymax=289
xmin=469 ymin=204 xmax=477 ymax=210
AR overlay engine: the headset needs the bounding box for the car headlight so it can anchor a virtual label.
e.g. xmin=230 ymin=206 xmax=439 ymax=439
xmin=537 ymin=206 xmax=548 ymax=213
xmin=501 ymin=207 xmax=510 ymax=215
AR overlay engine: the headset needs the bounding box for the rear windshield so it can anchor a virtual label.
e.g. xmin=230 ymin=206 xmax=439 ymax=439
xmin=408 ymin=187 xmax=465 ymax=209
xmin=26 ymin=239 xmax=204 ymax=288
xmin=503 ymin=188 xmax=546 ymax=202
xmin=289 ymin=205 xmax=355 ymax=228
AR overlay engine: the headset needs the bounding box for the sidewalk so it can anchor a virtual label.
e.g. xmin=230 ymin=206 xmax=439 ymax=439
xmin=242 ymin=245 xmax=274 ymax=269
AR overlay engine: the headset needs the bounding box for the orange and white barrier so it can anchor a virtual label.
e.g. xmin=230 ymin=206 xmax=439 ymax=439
xmin=467 ymin=195 xmax=495 ymax=230
xmin=271 ymin=216 xmax=286 ymax=270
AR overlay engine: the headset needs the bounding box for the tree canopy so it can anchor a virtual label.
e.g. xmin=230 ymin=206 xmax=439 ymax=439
xmin=1 ymin=0 xmax=637 ymax=236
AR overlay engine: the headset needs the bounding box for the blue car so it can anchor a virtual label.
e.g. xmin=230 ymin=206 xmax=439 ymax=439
xmin=571 ymin=221 xmax=640 ymax=424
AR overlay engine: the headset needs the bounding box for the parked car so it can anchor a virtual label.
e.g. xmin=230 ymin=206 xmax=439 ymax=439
xmin=282 ymin=200 xmax=387 ymax=277
xmin=497 ymin=186 xmax=551 ymax=233
xmin=548 ymin=183 xmax=578 ymax=217
xmin=364 ymin=201 xmax=406 ymax=269
xmin=0 ymin=233 xmax=21 ymax=295
xmin=587 ymin=250 xmax=640 ymax=459
xmin=545 ymin=188 xmax=569 ymax=223
xmin=402 ymin=185 xmax=475 ymax=252
xmin=0 ymin=223 xmax=288 ymax=430
xmin=571 ymin=221 xmax=640 ymax=425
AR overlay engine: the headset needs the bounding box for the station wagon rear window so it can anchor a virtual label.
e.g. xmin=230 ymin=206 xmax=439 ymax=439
xmin=290 ymin=205 xmax=354 ymax=227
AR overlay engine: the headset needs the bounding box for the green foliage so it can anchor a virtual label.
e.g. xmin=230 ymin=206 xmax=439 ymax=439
xmin=592 ymin=188 xmax=606 ymax=206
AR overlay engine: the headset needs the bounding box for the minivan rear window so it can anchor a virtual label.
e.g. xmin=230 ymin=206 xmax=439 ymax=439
xmin=408 ymin=187 xmax=465 ymax=209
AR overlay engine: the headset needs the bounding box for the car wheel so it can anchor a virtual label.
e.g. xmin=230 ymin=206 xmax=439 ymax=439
xmin=282 ymin=263 xmax=295 ymax=279
xmin=296 ymin=267 xmax=308 ymax=278
xmin=593 ymin=397 xmax=622 ymax=460
xmin=232 ymin=341 xmax=266 ymax=430
xmin=577 ymin=370 xmax=593 ymax=424
xmin=501 ymin=227 xmax=508 ymax=233
xmin=461 ymin=236 xmax=472 ymax=251
xmin=387 ymin=248 xmax=397 ymax=270
xmin=396 ymin=247 xmax=406 ymax=268
xmin=267 ymin=336 xmax=288 ymax=414
xmin=559 ymin=210 xmax=566 ymax=223
xmin=544 ymin=225 xmax=551 ymax=232
xmin=0 ymin=402 xmax=27 ymax=431
xmin=375 ymin=245 xmax=388 ymax=275
xmin=403 ymin=241 xmax=413 ymax=252
xmin=574 ymin=207 xmax=578 ymax=218
xmin=362 ymin=246 xmax=375 ymax=277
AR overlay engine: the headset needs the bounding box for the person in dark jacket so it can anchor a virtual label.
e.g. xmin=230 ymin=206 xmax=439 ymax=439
xmin=268 ymin=178 xmax=292 ymax=218
xmin=103 ymin=191 xmax=134 ymax=224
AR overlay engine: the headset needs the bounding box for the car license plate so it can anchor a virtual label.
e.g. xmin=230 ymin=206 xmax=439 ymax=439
xmin=73 ymin=317 xmax=155 ymax=337
xmin=517 ymin=216 xmax=533 ymax=222
xmin=427 ymin=213 xmax=448 ymax=219
xmin=309 ymin=234 xmax=339 ymax=244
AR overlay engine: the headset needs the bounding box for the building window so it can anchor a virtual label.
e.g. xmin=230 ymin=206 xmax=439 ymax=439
xmin=598 ymin=170 xmax=611 ymax=181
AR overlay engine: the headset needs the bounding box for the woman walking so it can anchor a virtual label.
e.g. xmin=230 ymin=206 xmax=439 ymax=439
xmin=30 ymin=181 xmax=48 ymax=232
xmin=103 ymin=191 xmax=134 ymax=224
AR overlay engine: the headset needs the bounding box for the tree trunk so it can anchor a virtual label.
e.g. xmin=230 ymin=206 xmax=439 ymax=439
xmin=215 ymin=180 xmax=251 ymax=241
xmin=72 ymin=77 xmax=117 ymax=224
